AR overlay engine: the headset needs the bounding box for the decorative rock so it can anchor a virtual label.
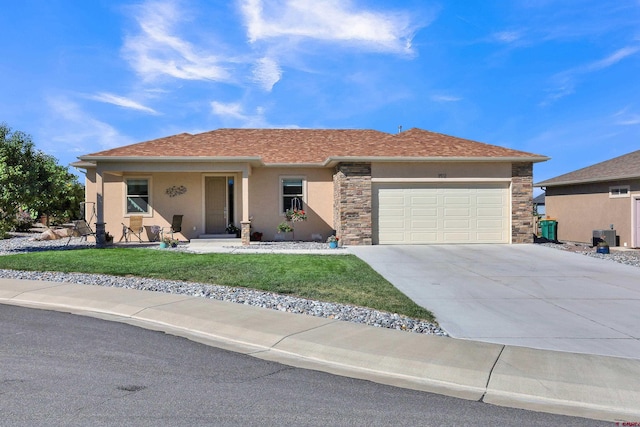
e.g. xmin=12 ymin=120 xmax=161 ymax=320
xmin=38 ymin=229 xmax=60 ymax=240
xmin=0 ymin=236 xmax=445 ymax=336
xmin=53 ymin=228 xmax=72 ymax=238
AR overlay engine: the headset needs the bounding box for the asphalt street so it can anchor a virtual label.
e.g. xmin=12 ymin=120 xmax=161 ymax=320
xmin=0 ymin=305 xmax=604 ymax=426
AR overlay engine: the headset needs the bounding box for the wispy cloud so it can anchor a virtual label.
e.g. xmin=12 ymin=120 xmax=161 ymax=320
xmin=90 ymin=92 xmax=160 ymax=114
xmin=542 ymin=45 xmax=640 ymax=105
xmin=585 ymin=46 xmax=640 ymax=71
xmin=240 ymin=0 xmax=418 ymax=54
xmin=617 ymin=116 xmax=640 ymax=125
xmin=46 ymin=97 xmax=136 ymax=154
xmin=251 ymin=56 xmax=282 ymax=91
xmin=211 ymin=100 xmax=300 ymax=128
xmin=612 ymin=108 xmax=640 ymax=126
xmin=211 ymin=100 xmax=271 ymax=127
xmin=431 ymin=94 xmax=462 ymax=102
xmin=123 ymin=0 xmax=231 ymax=82
xmin=492 ymin=30 xmax=522 ymax=44
xmin=211 ymin=101 xmax=248 ymax=120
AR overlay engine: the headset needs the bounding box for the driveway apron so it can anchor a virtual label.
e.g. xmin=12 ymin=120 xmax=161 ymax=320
xmin=349 ymin=244 xmax=640 ymax=359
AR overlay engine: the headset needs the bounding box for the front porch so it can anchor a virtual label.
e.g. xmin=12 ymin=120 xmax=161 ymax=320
xmin=87 ymin=163 xmax=254 ymax=247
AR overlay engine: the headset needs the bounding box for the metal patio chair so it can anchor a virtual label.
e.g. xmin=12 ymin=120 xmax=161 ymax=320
xmin=120 ymin=215 xmax=144 ymax=242
xmin=66 ymin=219 xmax=96 ymax=246
xmin=161 ymin=214 xmax=183 ymax=240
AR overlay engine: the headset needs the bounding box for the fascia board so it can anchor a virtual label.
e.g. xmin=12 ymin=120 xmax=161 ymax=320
xmin=323 ymin=156 xmax=550 ymax=167
xmin=535 ymin=175 xmax=640 ymax=187
xmin=78 ymin=156 xmax=264 ymax=167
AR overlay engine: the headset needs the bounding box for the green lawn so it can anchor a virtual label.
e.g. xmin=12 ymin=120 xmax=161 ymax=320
xmin=0 ymin=248 xmax=435 ymax=322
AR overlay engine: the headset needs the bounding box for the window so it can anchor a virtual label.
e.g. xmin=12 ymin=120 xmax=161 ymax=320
xmin=126 ymin=178 xmax=150 ymax=214
xmin=609 ymin=185 xmax=630 ymax=198
xmin=281 ymin=177 xmax=305 ymax=213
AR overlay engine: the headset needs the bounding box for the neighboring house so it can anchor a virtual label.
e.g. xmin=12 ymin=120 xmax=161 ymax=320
xmin=73 ymin=128 xmax=548 ymax=246
xmin=533 ymin=192 xmax=546 ymax=216
xmin=535 ymin=149 xmax=640 ymax=247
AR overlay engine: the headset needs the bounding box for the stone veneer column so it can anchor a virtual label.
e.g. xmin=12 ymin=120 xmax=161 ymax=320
xmin=333 ymin=163 xmax=372 ymax=246
xmin=512 ymin=162 xmax=534 ymax=243
xmin=241 ymin=221 xmax=251 ymax=246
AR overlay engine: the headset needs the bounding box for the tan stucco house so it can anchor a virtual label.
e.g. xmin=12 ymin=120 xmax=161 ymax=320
xmin=535 ymin=149 xmax=640 ymax=248
xmin=73 ymin=128 xmax=548 ymax=246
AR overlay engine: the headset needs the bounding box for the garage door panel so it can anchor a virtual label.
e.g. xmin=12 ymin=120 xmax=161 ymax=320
xmin=379 ymin=219 xmax=405 ymax=229
xmin=443 ymin=219 xmax=470 ymax=229
xmin=443 ymin=232 xmax=472 ymax=241
xmin=444 ymin=208 xmax=470 ymax=216
xmin=476 ymin=234 xmax=505 ymax=242
xmin=375 ymin=183 xmax=509 ymax=244
xmin=411 ymin=196 xmax=437 ymax=204
xmin=411 ymin=220 xmax=437 ymax=229
xmin=380 ymin=207 xmax=404 ymax=219
xmin=477 ymin=196 xmax=504 ymax=204
xmin=443 ymin=196 xmax=470 ymax=204
xmin=477 ymin=207 xmax=504 ymax=216
xmin=411 ymin=207 xmax=437 ymax=216
xmin=410 ymin=232 xmax=437 ymax=242
xmin=379 ymin=235 xmax=404 ymax=242
xmin=477 ymin=219 xmax=504 ymax=229
xmin=379 ymin=196 xmax=405 ymax=206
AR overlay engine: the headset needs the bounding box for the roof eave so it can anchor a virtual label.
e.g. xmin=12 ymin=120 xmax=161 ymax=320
xmin=324 ymin=156 xmax=549 ymax=167
xmin=77 ymin=156 xmax=265 ymax=167
xmin=535 ymin=174 xmax=640 ymax=187
xmin=70 ymin=160 xmax=96 ymax=169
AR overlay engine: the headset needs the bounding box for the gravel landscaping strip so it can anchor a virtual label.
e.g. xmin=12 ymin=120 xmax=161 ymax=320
xmin=0 ymin=236 xmax=446 ymax=336
xmin=536 ymin=241 xmax=640 ymax=268
xmin=226 ymin=241 xmax=347 ymax=251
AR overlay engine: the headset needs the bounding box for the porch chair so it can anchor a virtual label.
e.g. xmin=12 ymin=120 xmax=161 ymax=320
xmin=120 ymin=215 xmax=144 ymax=242
xmin=162 ymin=214 xmax=183 ymax=240
xmin=66 ymin=219 xmax=96 ymax=246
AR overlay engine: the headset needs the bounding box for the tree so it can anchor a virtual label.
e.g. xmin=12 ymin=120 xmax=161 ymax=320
xmin=0 ymin=123 xmax=84 ymax=236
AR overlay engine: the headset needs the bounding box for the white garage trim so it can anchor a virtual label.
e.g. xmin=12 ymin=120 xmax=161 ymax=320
xmin=373 ymin=182 xmax=511 ymax=244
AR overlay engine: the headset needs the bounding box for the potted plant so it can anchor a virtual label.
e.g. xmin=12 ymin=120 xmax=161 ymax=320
xmin=277 ymin=222 xmax=294 ymax=233
xmin=596 ymin=238 xmax=610 ymax=254
xmin=251 ymin=231 xmax=263 ymax=241
xmin=226 ymin=224 xmax=241 ymax=237
xmin=327 ymin=235 xmax=339 ymax=249
xmin=160 ymin=236 xmax=179 ymax=248
xmin=285 ymin=208 xmax=307 ymax=222
xmin=277 ymin=222 xmax=294 ymax=240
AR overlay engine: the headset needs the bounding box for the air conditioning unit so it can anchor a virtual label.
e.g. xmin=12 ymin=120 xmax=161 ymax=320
xmin=592 ymin=229 xmax=616 ymax=247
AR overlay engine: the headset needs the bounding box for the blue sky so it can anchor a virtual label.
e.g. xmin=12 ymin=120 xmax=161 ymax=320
xmin=1 ymin=0 xmax=639 ymax=190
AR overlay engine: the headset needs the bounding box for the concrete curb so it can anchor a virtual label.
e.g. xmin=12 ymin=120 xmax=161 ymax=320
xmin=1 ymin=278 xmax=639 ymax=422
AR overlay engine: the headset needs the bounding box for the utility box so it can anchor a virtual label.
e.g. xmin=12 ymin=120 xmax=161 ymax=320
xmin=593 ymin=229 xmax=616 ymax=247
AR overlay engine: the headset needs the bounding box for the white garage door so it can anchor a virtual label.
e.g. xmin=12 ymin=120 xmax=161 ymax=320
xmin=374 ymin=183 xmax=510 ymax=244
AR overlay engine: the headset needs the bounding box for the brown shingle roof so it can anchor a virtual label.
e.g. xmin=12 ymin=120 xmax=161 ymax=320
xmin=79 ymin=128 xmax=547 ymax=165
xmin=536 ymin=149 xmax=640 ymax=187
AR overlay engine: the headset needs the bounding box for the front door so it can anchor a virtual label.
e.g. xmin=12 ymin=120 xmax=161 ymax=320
xmin=205 ymin=177 xmax=228 ymax=234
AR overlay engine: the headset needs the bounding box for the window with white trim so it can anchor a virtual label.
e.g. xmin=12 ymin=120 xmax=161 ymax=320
xmin=609 ymin=185 xmax=630 ymax=198
xmin=126 ymin=178 xmax=150 ymax=214
xmin=280 ymin=177 xmax=305 ymax=213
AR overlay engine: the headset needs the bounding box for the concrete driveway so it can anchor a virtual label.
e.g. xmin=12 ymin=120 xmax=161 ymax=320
xmin=349 ymin=244 xmax=640 ymax=360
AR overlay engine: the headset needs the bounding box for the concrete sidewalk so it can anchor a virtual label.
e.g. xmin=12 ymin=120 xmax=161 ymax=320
xmin=1 ymin=278 xmax=639 ymax=423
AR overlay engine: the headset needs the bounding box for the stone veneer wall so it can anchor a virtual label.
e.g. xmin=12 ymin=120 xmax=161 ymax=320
xmin=512 ymin=162 xmax=534 ymax=243
xmin=333 ymin=163 xmax=372 ymax=245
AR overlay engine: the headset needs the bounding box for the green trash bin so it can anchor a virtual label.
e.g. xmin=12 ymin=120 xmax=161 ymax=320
xmin=540 ymin=219 xmax=557 ymax=241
